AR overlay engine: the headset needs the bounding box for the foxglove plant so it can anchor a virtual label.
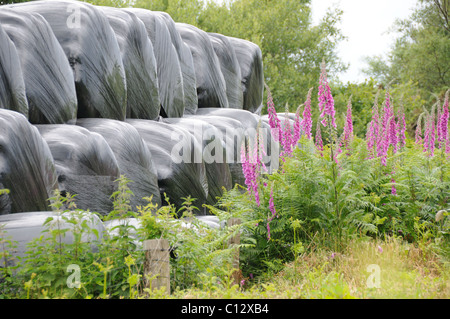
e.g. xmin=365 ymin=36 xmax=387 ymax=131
xmin=241 ymin=142 xmax=260 ymax=206
xmin=439 ymin=90 xmax=449 ymax=149
xmin=281 ymin=105 xmax=293 ymax=159
xmin=415 ymin=113 xmax=424 ymax=145
xmin=377 ymin=120 xmax=390 ymax=166
xmin=389 ymin=113 xmax=399 ymax=154
xmin=343 ymin=96 xmax=353 ymax=150
xmin=318 ymin=59 xmax=336 ymax=129
xmin=366 ymin=93 xmax=380 ymax=158
xmin=366 ymin=121 xmax=375 ymax=158
xmin=265 ymin=84 xmax=281 ymax=143
xmin=423 ymin=105 xmax=436 ymax=157
xmin=301 ymin=87 xmax=314 ymax=140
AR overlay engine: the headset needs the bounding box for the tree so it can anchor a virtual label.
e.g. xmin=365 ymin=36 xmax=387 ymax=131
xmin=133 ymin=0 xmax=204 ymax=25
xmin=363 ymin=0 xmax=450 ymax=98
xmin=0 ymin=0 xmax=29 ymax=5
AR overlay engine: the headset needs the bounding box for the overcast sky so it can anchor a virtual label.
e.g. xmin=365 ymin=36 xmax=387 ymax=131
xmin=310 ymin=0 xmax=418 ymax=83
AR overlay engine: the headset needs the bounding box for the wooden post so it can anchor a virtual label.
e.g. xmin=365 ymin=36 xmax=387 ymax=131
xmin=143 ymin=239 xmax=170 ymax=294
xmin=227 ymin=218 xmax=241 ymax=286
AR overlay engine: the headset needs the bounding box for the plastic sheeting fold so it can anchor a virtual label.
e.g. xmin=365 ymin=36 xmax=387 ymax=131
xmin=162 ymin=117 xmax=232 ymax=204
xmin=155 ymin=11 xmax=198 ymax=116
xmin=0 ymin=23 xmax=28 ymax=118
xmin=126 ymin=8 xmax=185 ymax=118
xmin=98 ymin=7 xmax=161 ymax=120
xmin=176 ymin=23 xmax=229 ymax=110
xmin=76 ymin=118 xmax=161 ymax=209
xmin=185 ymin=112 xmax=249 ymax=187
xmin=0 ymin=8 xmax=77 ymax=124
xmin=8 ymin=0 xmax=127 ymax=121
xmin=0 ymin=109 xmax=58 ymax=215
xmin=227 ymin=36 xmax=264 ymax=113
xmin=126 ymin=119 xmax=208 ymax=213
xmin=208 ymin=33 xmax=244 ymax=109
xmin=36 ymin=124 xmax=121 ymax=216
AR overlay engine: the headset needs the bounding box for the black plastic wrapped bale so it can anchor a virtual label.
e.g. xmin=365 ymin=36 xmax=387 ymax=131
xmin=0 ymin=211 xmax=105 ymax=263
xmin=8 ymin=0 xmax=127 ymax=120
xmin=0 ymin=109 xmax=58 ymax=215
xmin=227 ymin=36 xmax=264 ymax=113
xmin=76 ymin=118 xmax=162 ymax=209
xmin=208 ymin=33 xmax=244 ymax=109
xmin=36 ymin=124 xmax=120 ymax=216
xmin=0 ymin=23 xmax=28 ymax=118
xmin=0 ymin=8 xmax=77 ymax=124
xmin=126 ymin=119 xmax=208 ymax=213
xmin=126 ymin=8 xmax=184 ymax=118
xmin=176 ymin=23 xmax=229 ymax=110
xmin=156 ymin=11 xmax=198 ymax=116
xmin=185 ymin=113 xmax=248 ymax=187
xmin=98 ymin=7 xmax=160 ymax=120
xmin=162 ymin=117 xmax=232 ymax=205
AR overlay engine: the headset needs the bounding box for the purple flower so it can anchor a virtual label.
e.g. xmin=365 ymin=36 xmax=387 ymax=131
xmin=391 ymin=178 xmax=397 ymax=195
xmin=439 ymin=90 xmax=449 ymax=149
xmin=389 ymin=115 xmax=399 ymax=154
xmin=415 ymin=113 xmax=424 ymax=145
xmin=265 ymin=84 xmax=282 ymax=143
xmin=281 ymin=105 xmax=293 ymax=158
xmin=318 ymin=59 xmax=336 ymax=129
xmin=377 ymin=245 xmax=383 ymax=254
xmin=293 ymin=108 xmax=302 ymax=146
xmin=367 ymin=92 xmax=380 ymax=158
xmin=241 ymin=142 xmax=260 ymax=206
xmin=343 ymin=96 xmax=353 ymax=150
xmin=301 ymin=87 xmax=314 ymax=140
xmin=269 ymin=185 xmax=276 ymax=218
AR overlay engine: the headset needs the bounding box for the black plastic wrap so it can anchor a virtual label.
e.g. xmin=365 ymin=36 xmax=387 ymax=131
xmin=227 ymin=36 xmax=264 ymax=113
xmin=185 ymin=113 xmax=248 ymax=187
xmin=36 ymin=124 xmax=120 ymax=216
xmin=8 ymin=0 xmax=127 ymax=120
xmin=195 ymin=108 xmax=259 ymax=130
xmin=156 ymin=11 xmax=198 ymax=116
xmin=76 ymin=118 xmax=161 ymax=209
xmin=0 ymin=109 xmax=58 ymax=215
xmin=0 ymin=23 xmax=28 ymax=117
xmin=176 ymin=23 xmax=229 ymax=109
xmin=126 ymin=8 xmax=185 ymax=118
xmin=126 ymin=119 xmax=208 ymax=213
xmin=162 ymin=117 xmax=232 ymax=204
xmin=98 ymin=7 xmax=160 ymax=120
xmin=208 ymin=33 xmax=244 ymax=109
xmin=0 ymin=8 xmax=77 ymax=124
xmin=0 ymin=211 xmax=105 ymax=262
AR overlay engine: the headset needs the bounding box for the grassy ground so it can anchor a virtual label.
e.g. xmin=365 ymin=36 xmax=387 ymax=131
xmin=163 ymin=237 xmax=449 ymax=299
